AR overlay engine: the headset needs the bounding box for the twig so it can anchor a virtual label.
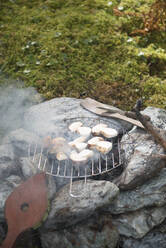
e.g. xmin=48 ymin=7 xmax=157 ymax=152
xmin=124 ymin=111 xmax=150 ymax=121
xmin=152 ymin=154 xmax=166 ymax=160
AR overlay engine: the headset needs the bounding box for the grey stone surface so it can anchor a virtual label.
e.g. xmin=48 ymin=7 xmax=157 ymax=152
xmin=0 ymin=160 xmax=19 ymax=180
xmin=0 ymin=144 xmax=19 ymax=179
xmin=114 ymin=129 xmax=165 ymax=190
xmin=112 ymin=206 xmax=166 ymax=239
xmin=0 ymin=144 xmax=15 ymax=161
xmin=23 ymin=97 xmax=131 ymax=137
xmin=43 ymin=180 xmax=119 ymax=229
xmin=18 ymin=155 xmax=56 ymax=201
xmin=19 ymin=156 xmax=38 ymax=179
xmin=121 ymin=231 xmax=166 ymax=248
xmin=46 ymin=175 xmax=57 ymax=201
xmin=40 ymin=214 xmax=119 ymax=248
xmin=108 ymin=168 xmax=166 ymax=214
xmin=2 ymin=128 xmax=42 ymax=157
xmin=141 ymin=107 xmax=166 ymax=130
xmin=120 ymin=219 xmax=166 ymax=248
xmin=1 ymin=100 xmax=166 ymax=247
xmin=0 ymin=223 xmax=6 ymax=244
xmin=19 ymin=155 xmax=44 ymax=179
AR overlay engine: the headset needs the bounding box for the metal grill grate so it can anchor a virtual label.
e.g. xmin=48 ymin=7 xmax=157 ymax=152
xmin=28 ymin=117 xmax=127 ymax=197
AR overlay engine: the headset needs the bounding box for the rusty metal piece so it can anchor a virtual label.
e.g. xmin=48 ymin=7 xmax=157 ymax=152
xmin=0 ymin=172 xmax=47 ymax=248
xmin=80 ymin=98 xmax=145 ymax=129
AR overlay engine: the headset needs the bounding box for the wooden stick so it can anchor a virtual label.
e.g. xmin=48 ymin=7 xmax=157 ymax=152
xmin=152 ymin=154 xmax=166 ymax=160
xmin=124 ymin=111 xmax=150 ymax=121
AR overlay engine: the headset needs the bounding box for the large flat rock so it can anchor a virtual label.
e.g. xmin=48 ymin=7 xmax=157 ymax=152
xmin=0 ymin=144 xmax=18 ymax=179
xmin=112 ymin=205 xmax=166 ymax=239
xmin=43 ymin=179 xmax=119 ymax=229
xmin=108 ymin=168 xmax=166 ymax=214
xmin=122 ymin=231 xmax=166 ymax=248
xmin=2 ymin=128 xmax=42 ymax=157
xmin=23 ymin=97 xmax=131 ymax=137
xmin=114 ymin=129 xmax=165 ymax=190
xmin=141 ymin=107 xmax=166 ymax=129
xmin=40 ymin=214 xmax=119 ymax=248
xmin=121 ymin=218 xmax=166 ymax=248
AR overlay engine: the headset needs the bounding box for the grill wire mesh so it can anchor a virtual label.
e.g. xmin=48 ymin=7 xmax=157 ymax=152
xmin=28 ymin=117 xmax=132 ymax=197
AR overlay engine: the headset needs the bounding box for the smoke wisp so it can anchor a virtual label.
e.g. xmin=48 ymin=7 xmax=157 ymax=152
xmin=0 ymin=81 xmax=42 ymax=140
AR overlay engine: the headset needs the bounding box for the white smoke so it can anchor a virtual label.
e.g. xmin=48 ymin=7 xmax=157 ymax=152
xmin=0 ymin=80 xmax=43 ymax=140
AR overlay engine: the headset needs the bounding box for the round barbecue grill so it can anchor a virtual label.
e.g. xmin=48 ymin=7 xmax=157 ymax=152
xmin=28 ymin=117 xmax=128 ymax=197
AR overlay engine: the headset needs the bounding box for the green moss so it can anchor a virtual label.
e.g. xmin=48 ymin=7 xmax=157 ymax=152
xmin=0 ymin=0 xmax=166 ymax=110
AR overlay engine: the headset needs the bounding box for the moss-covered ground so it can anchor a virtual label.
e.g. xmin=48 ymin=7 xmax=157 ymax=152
xmin=0 ymin=0 xmax=166 ymax=110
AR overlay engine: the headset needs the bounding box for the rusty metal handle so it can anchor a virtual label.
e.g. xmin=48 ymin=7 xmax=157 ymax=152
xmin=0 ymin=172 xmax=48 ymax=248
xmin=0 ymin=229 xmax=19 ymax=248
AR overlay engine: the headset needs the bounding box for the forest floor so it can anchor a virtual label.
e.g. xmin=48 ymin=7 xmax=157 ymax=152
xmin=0 ymin=0 xmax=166 ymax=110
